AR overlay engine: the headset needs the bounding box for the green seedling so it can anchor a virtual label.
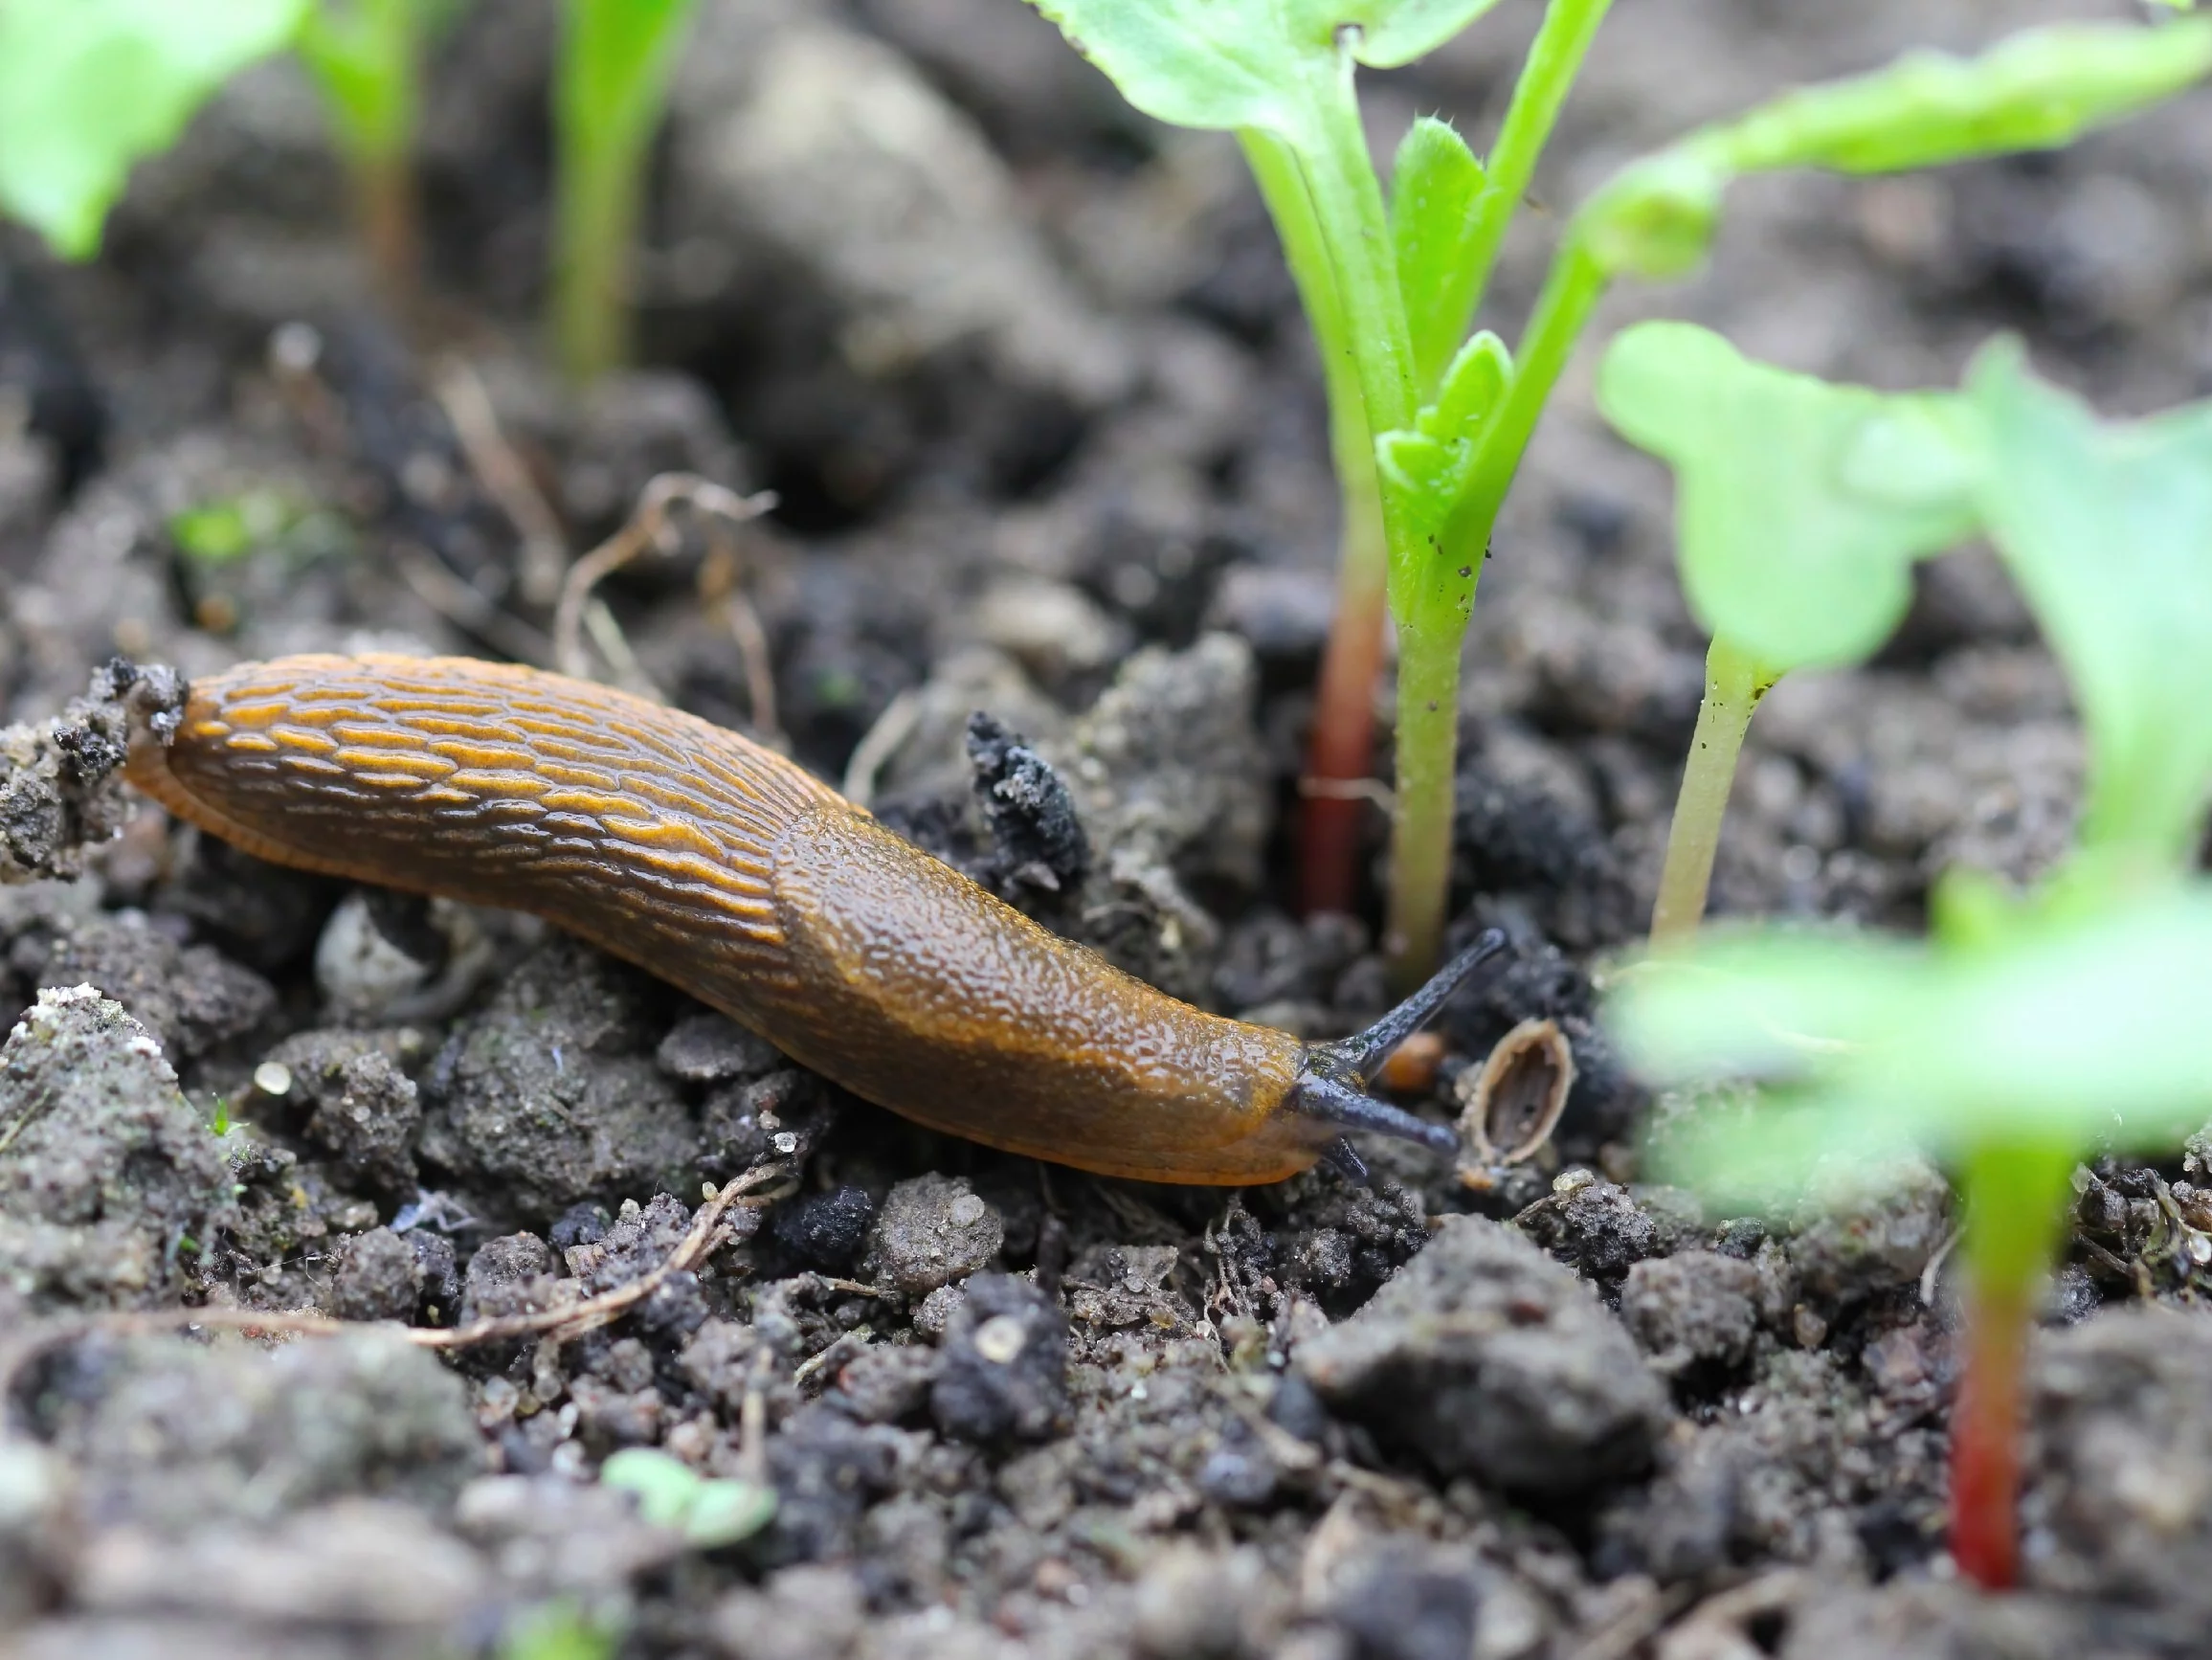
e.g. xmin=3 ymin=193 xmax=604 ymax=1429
xmin=1597 ymin=323 xmax=1983 ymax=946
xmin=499 ymin=1600 xmax=619 ymax=1660
xmin=1024 ymin=2 xmax=2212 ymax=985
xmin=295 ymin=0 xmax=461 ymax=298
xmin=1601 ymin=323 xmax=2212 ymax=949
xmin=1024 ymin=0 xmax=1612 ymax=972
xmin=1612 ymin=344 xmax=2212 ymax=1588
xmin=552 ymin=0 xmax=701 ymax=381
xmin=1618 ymin=874 xmax=2212 ymax=1588
xmin=598 ymin=1446 xmax=777 ymax=1548
xmin=0 ymin=0 xmax=308 ymax=258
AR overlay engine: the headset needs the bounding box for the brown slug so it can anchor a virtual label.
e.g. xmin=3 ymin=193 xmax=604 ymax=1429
xmin=123 ymin=654 xmax=1505 ymax=1184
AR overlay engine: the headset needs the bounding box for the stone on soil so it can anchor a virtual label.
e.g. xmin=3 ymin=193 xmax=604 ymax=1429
xmin=0 ymin=986 xmax=235 ymax=1312
xmin=1297 ymin=1216 xmax=1669 ymax=1492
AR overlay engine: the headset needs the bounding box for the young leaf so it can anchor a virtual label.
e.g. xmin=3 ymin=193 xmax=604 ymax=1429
xmin=1376 ymin=330 xmax=1511 ymax=539
xmin=1969 ymin=346 xmax=2212 ymax=864
xmin=1391 ymin=117 xmax=1488 ymax=394
xmin=297 ymin=0 xmax=439 ymax=167
xmin=1021 ymin=0 xmax=1508 ymax=136
xmin=1597 ymin=322 xmax=1982 ymax=671
xmin=1691 ymin=19 xmax=2212 ymax=178
xmin=0 ymin=0 xmax=309 ymax=258
xmin=1620 ymin=884 xmax=2212 ymax=1206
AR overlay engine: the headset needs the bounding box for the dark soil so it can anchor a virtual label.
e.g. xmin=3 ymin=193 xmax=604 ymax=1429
xmin=5 ymin=0 xmax=2212 ymax=1655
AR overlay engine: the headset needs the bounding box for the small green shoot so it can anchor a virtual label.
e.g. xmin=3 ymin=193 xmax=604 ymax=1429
xmin=1601 ymin=325 xmax=2212 ymax=948
xmin=598 ymin=1447 xmax=776 ymax=1548
xmin=499 ymin=1600 xmax=619 ymax=1660
xmin=1026 ymin=0 xmax=1612 ymax=971
xmin=1967 ymin=346 xmax=2212 ymax=873
xmin=1025 ymin=1 xmax=2212 ymax=984
xmin=295 ymin=0 xmax=459 ymax=298
xmin=0 ymin=0 xmax=309 ymax=258
xmin=552 ymin=0 xmax=701 ymax=381
xmin=1596 ymin=323 xmax=1982 ymax=945
xmin=169 ymin=490 xmax=302 ymax=565
xmin=208 ymin=1095 xmax=233 ymax=1138
xmin=1610 ymin=338 xmax=2212 ymax=1587
xmin=1617 ymin=876 xmax=2212 ymax=1586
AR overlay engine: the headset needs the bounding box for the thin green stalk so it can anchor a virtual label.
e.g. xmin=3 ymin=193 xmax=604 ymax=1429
xmin=553 ymin=137 xmax=640 ymax=382
xmin=1950 ymin=1141 xmax=2076 ymax=1590
xmin=552 ymin=0 xmax=700 ymax=382
xmin=1389 ymin=621 xmax=1464 ymax=976
xmin=1452 ymin=0 xmax=1617 ymax=333
xmin=1376 ymin=233 xmax=1611 ymax=982
xmin=1299 ymin=58 xmax=1419 ymax=444
xmin=299 ymin=0 xmax=422 ymax=300
xmin=1649 ymin=636 xmax=1778 ymax=949
xmin=1242 ymin=128 xmax=1395 ymax=915
xmin=1450 ymin=233 xmax=1611 ymax=546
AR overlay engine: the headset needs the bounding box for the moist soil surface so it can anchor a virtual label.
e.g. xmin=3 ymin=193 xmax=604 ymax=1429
xmin=5 ymin=1 xmax=2212 ymax=1656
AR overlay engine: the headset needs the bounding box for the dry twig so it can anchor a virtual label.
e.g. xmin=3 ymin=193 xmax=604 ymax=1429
xmin=0 ymin=1168 xmax=788 ymax=1393
xmin=552 ymin=473 xmax=777 ymax=697
xmin=435 ymin=359 xmax=571 ymax=608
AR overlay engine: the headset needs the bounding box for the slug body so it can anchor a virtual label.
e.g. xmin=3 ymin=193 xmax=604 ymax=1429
xmin=126 ymin=656 xmax=1494 ymax=1184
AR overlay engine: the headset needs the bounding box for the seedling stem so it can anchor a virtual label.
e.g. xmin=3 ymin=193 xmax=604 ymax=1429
xmin=1283 ymin=0 xmax=1614 ymax=967
xmin=552 ymin=0 xmax=701 ymax=381
xmin=1949 ymin=1140 xmax=2075 ymax=1589
xmin=1388 ymin=230 xmax=1612 ymax=981
xmin=1650 ymin=636 xmax=1779 ymax=949
xmin=298 ymin=0 xmax=423 ymax=302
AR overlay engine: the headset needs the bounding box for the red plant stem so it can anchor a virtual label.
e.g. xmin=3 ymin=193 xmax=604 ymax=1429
xmin=1950 ymin=1284 xmax=2031 ymax=1589
xmin=1299 ymin=557 xmax=1389 ymax=916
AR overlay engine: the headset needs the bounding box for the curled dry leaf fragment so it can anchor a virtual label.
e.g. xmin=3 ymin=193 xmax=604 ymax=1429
xmin=1456 ymin=1018 xmax=1575 ymax=1173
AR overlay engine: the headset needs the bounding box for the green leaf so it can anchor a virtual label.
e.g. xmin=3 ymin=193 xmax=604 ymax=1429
xmin=599 ymin=1447 xmax=776 ymax=1549
xmin=558 ymin=0 xmax=700 ymax=165
xmin=1597 ymin=322 xmax=1983 ymax=671
xmin=1969 ymin=345 xmax=2212 ymax=864
xmin=296 ymin=0 xmax=431 ymax=166
xmin=1620 ymin=884 xmax=2212 ymax=1207
xmin=0 ymin=0 xmax=309 ymax=258
xmin=1575 ymin=149 xmax=1728 ymax=280
xmin=1691 ymin=20 xmax=2212 ymax=177
xmin=1391 ymin=117 xmax=1487 ymax=394
xmin=1376 ymin=330 xmax=1510 ymax=539
xmin=1021 ymin=0 xmax=1508 ymax=136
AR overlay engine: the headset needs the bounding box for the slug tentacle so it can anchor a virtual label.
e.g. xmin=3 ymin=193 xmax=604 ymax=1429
xmin=1308 ymin=927 xmax=1510 ymax=1084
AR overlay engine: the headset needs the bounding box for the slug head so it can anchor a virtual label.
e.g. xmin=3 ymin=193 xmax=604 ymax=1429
xmin=1285 ymin=928 xmax=1510 ymax=1182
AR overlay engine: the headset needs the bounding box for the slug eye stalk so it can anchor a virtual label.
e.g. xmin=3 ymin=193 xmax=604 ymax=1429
xmin=1291 ymin=927 xmax=1510 ymax=1173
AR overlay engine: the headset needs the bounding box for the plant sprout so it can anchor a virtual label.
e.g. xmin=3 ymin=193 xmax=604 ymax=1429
xmin=1619 ymin=876 xmax=2212 ymax=1587
xmin=1612 ymin=348 xmax=2212 ymax=1588
xmin=552 ymin=0 xmax=701 ymax=382
xmin=1597 ymin=323 xmax=1981 ymax=945
xmin=295 ymin=0 xmax=459 ymax=299
xmin=598 ymin=1446 xmax=776 ymax=1547
xmin=0 ymin=0 xmax=308 ymax=258
xmin=1022 ymin=1 xmax=2212 ymax=985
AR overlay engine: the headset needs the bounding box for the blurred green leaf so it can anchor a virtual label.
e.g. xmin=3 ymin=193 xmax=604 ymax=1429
xmin=558 ymin=0 xmax=699 ymax=170
xmin=1969 ymin=345 xmax=2212 ymax=865
xmin=0 ymin=0 xmax=309 ymax=258
xmin=1019 ymin=0 xmax=1508 ymax=135
xmin=1691 ymin=20 xmax=2212 ymax=177
xmin=599 ymin=1447 xmax=776 ymax=1549
xmin=499 ymin=1601 xmax=618 ymax=1660
xmin=1390 ymin=117 xmax=1487 ymax=394
xmin=1597 ymin=322 xmax=1983 ymax=670
xmin=1575 ymin=150 xmax=1728 ymax=280
xmin=1620 ymin=884 xmax=2212 ymax=1208
xmin=296 ymin=0 xmax=436 ymax=166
